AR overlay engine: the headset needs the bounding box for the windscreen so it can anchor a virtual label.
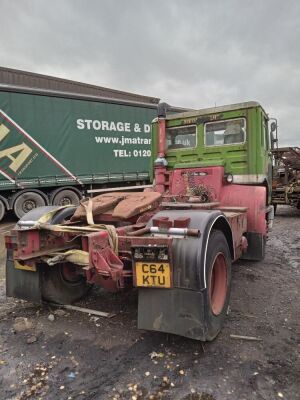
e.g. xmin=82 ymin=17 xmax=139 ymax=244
xmin=166 ymin=125 xmax=197 ymax=150
xmin=205 ymin=118 xmax=246 ymax=146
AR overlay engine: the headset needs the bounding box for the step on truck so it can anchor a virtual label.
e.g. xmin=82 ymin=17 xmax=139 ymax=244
xmin=6 ymin=101 xmax=275 ymax=341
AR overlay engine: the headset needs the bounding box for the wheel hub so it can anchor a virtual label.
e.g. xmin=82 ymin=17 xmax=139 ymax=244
xmin=23 ymin=200 xmax=35 ymax=212
xmin=60 ymin=197 xmax=72 ymax=206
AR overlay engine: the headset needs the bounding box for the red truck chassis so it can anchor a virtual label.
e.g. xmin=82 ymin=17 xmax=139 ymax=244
xmin=5 ymin=116 xmax=271 ymax=341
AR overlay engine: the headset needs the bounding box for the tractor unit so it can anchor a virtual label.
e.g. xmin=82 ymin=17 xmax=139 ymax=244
xmin=5 ymin=101 xmax=275 ymax=341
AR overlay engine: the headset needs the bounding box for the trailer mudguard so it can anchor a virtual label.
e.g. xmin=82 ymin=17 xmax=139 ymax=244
xmin=138 ymin=209 xmax=233 ymax=340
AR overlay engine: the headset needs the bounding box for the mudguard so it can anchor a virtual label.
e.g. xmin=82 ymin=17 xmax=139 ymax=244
xmin=138 ymin=288 xmax=207 ymax=340
xmin=147 ymin=209 xmax=232 ymax=289
xmin=6 ymin=249 xmax=42 ymax=303
xmin=241 ymin=232 xmax=266 ymax=261
xmin=138 ymin=209 xmax=233 ymax=339
xmin=5 ymin=206 xmax=76 ymax=303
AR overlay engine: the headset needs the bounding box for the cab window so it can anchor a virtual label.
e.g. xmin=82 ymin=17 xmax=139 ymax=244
xmin=166 ymin=125 xmax=197 ymax=150
xmin=205 ymin=118 xmax=246 ymax=146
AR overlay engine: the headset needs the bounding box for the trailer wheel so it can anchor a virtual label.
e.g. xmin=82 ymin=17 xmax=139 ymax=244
xmin=204 ymin=230 xmax=232 ymax=341
xmin=0 ymin=199 xmax=5 ymax=222
xmin=14 ymin=191 xmax=46 ymax=219
xmin=52 ymin=189 xmax=81 ymax=206
xmin=41 ymin=263 xmax=90 ymax=304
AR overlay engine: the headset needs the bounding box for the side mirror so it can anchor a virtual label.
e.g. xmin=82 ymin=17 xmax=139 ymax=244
xmin=269 ymin=118 xmax=278 ymax=150
xmin=270 ymin=121 xmax=277 ymax=133
xmin=270 ymin=132 xmax=278 ymax=150
xmin=271 ymin=133 xmax=278 ymax=143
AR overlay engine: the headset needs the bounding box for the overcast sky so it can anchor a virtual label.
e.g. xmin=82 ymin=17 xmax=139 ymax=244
xmin=0 ymin=0 xmax=299 ymax=145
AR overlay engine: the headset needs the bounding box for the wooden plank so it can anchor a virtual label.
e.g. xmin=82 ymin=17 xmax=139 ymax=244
xmin=230 ymin=334 xmax=262 ymax=341
xmin=47 ymin=303 xmax=116 ymax=318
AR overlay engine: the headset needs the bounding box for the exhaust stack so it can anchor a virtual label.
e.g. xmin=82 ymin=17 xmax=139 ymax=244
xmin=154 ymin=103 xmax=169 ymax=193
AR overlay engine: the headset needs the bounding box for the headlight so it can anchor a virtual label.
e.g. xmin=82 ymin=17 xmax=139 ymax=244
xmin=226 ymin=174 xmax=233 ymax=183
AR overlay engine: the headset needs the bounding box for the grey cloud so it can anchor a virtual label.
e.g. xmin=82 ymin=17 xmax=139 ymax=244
xmin=0 ymin=0 xmax=299 ymax=145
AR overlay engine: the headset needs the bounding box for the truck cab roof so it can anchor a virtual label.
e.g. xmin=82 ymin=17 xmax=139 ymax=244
xmin=164 ymin=101 xmax=267 ymax=121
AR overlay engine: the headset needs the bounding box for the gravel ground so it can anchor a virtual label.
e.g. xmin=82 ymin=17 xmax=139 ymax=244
xmin=0 ymin=206 xmax=299 ymax=400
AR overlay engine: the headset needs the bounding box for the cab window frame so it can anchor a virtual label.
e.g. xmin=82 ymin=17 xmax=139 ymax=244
xmin=204 ymin=117 xmax=247 ymax=147
xmin=166 ymin=124 xmax=197 ymax=151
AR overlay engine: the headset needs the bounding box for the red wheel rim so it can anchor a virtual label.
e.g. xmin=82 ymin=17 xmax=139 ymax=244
xmin=209 ymin=252 xmax=228 ymax=315
xmin=60 ymin=263 xmax=82 ymax=283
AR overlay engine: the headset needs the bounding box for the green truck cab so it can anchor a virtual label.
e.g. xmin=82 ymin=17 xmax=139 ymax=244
xmin=151 ymin=101 xmax=272 ymax=197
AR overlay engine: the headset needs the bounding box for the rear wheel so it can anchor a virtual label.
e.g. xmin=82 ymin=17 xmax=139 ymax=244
xmin=18 ymin=205 xmax=88 ymax=304
xmin=204 ymin=230 xmax=232 ymax=341
xmin=52 ymin=189 xmax=81 ymax=206
xmin=14 ymin=191 xmax=46 ymax=219
xmin=41 ymin=204 xmax=89 ymax=304
xmin=41 ymin=263 xmax=90 ymax=304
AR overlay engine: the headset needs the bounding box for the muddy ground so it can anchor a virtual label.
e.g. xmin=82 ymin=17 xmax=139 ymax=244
xmin=0 ymin=207 xmax=299 ymax=400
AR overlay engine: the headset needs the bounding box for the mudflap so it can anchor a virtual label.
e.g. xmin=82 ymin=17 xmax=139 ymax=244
xmin=241 ymin=232 xmax=266 ymax=261
xmin=6 ymin=250 xmax=42 ymax=303
xmin=138 ymin=287 xmax=207 ymax=340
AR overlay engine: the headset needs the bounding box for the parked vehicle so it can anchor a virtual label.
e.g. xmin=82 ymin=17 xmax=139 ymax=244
xmin=0 ymin=85 xmax=158 ymax=220
xmin=6 ymin=101 xmax=275 ymax=341
xmin=272 ymin=147 xmax=300 ymax=211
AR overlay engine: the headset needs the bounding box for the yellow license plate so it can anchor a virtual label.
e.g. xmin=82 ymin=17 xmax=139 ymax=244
xmin=135 ymin=262 xmax=171 ymax=288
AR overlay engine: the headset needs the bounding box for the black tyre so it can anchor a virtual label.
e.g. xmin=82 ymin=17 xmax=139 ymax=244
xmin=0 ymin=199 xmax=5 ymax=222
xmin=41 ymin=204 xmax=89 ymax=304
xmin=18 ymin=205 xmax=88 ymax=304
xmin=204 ymin=230 xmax=232 ymax=341
xmin=50 ymin=206 xmax=76 ymax=224
xmin=14 ymin=191 xmax=46 ymax=219
xmin=41 ymin=263 xmax=90 ymax=304
xmin=52 ymin=189 xmax=81 ymax=206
